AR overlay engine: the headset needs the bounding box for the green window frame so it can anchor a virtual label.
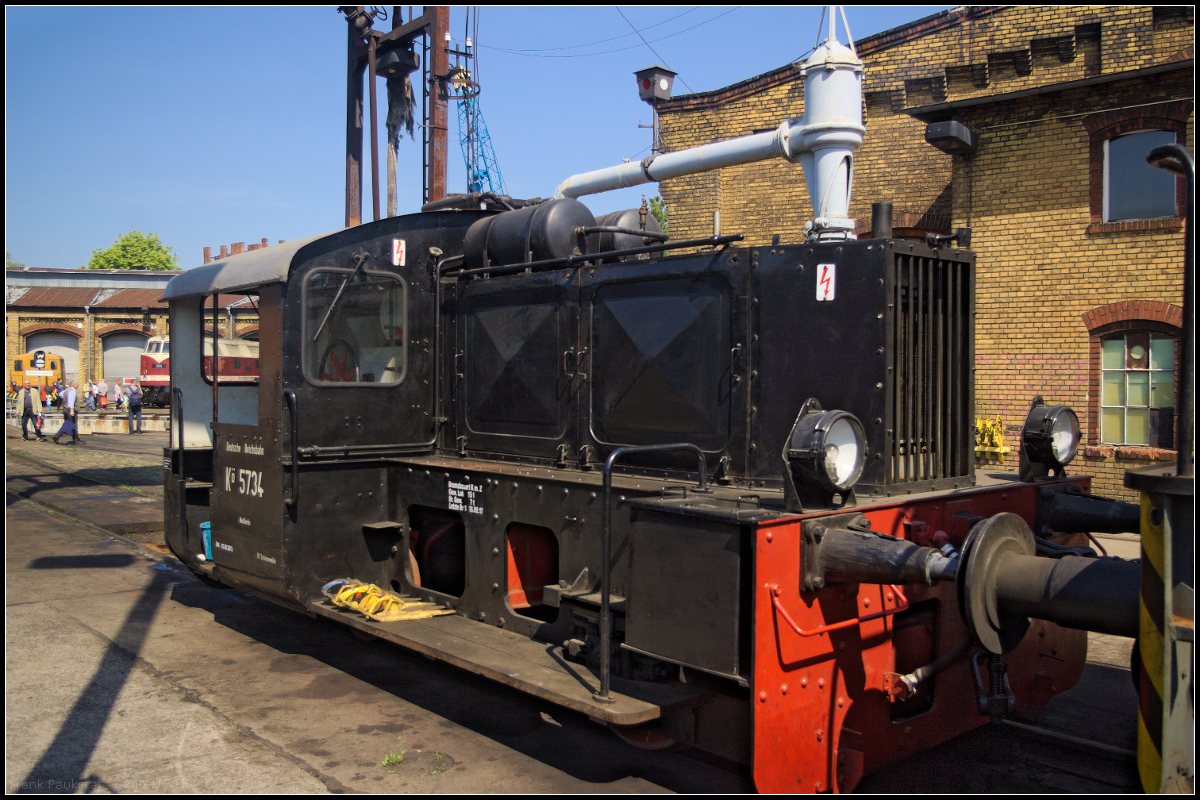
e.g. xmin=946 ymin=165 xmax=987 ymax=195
xmin=1099 ymin=332 xmax=1175 ymax=447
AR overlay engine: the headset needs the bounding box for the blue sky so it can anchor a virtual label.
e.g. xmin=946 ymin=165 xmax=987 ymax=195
xmin=5 ymin=6 xmax=949 ymax=270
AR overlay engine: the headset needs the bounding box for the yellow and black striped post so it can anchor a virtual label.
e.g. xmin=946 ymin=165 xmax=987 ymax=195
xmin=1127 ymin=467 xmax=1194 ymax=794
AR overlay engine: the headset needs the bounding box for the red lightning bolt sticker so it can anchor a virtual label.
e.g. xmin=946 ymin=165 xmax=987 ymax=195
xmin=816 ymin=263 xmax=836 ymax=301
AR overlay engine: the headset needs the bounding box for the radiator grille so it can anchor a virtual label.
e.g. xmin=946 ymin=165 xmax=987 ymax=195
xmin=890 ymin=252 xmax=974 ymax=487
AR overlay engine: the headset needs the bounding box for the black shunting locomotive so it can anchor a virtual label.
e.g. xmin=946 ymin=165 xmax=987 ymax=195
xmin=163 ymin=188 xmax=1149 ymax=791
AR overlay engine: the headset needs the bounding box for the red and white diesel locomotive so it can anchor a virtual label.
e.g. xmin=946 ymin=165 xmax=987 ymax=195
xmin=141 ymin=335 xmax=259 ymax=406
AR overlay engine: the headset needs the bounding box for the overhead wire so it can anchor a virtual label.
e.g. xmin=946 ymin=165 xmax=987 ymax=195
xmin=482 ymin=7 xmax=699 ymax=54
xmin=481 ymin=7 xmax=737 ymax=59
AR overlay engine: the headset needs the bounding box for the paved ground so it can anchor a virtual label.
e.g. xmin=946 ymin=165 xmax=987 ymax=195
xmin=5 ymin=429 xmax=754 ymax=793
xmin=5 ymin=426 xmax=1143 ymax=793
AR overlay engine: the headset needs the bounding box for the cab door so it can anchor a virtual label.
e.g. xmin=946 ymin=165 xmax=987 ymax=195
xmin=452 ymin=267 xmax=581 ymax=462
xmin=207 ymin=285 xmax=287 ymax=593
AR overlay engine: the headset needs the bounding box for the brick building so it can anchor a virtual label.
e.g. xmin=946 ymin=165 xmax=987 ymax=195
xmin=655 ymin=6 xmax=1193 ymax=499
xmin=5 ymin=268 xmax=261 ymax=388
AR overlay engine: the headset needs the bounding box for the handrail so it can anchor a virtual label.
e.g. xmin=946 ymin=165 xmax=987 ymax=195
xmin=771 ymin=583 xmax=909 ymax=637
xmin=172 ymin=388 xmax=185 ymax=473
xmin=452 ymin=233 xmax=743 ymax=279
xmin=172 ymin=387 xmax=188 ymax=546
xmin=575 ymin=225 xmax=670 ymax=243
xmin=598 ymin=443 xmax=707 ymax=701
xmin=284 ymin=390 xmax=298 ymax=507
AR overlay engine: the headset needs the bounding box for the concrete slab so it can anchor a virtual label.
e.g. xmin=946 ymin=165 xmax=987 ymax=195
xmin=4 ymin=498 xmax=328 ymax=794
xmin=6 ymin=452 xmax=163 ymax=536
xmin=7 ymin=424 xmax=170 ymax=464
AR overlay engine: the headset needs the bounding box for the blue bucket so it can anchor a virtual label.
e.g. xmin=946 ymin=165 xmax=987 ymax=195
xmin=200 ymin=522 xmax=213 ymax=560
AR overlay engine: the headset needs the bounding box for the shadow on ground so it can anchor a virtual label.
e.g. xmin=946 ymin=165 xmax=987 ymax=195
xmin=166 ymin=579 xmax=753 ymax=793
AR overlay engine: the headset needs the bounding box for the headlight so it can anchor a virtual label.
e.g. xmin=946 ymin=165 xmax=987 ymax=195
xmin=1019 ymin=396 xmax=1079 ymax=480
xmin=786 ymin=400 xmax=867 ymax=498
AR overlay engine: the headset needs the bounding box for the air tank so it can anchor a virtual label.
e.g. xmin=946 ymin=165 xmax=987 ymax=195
xmin=463 ymin=198 xmax=596 ymax=270
xmin=585 ymin=209 xmax=665 ymax=261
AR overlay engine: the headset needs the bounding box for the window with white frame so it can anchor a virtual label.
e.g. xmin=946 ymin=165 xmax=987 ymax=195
xmin=1103 ymin=130 xmax=1177 ymax=222
xmin=1100 ymin=332 xmax=1175 ymax=447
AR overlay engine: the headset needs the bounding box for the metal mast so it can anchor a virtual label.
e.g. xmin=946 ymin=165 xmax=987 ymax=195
xmin=447 ymin=9 xmax=505 ymax=195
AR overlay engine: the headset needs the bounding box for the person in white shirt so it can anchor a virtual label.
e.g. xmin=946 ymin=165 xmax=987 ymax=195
xmin=53 ymin=380 xmax=82 ymax=445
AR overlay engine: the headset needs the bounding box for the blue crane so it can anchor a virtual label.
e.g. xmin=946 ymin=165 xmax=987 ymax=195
xmin=449 ymin=68 xmax=505 ymax=195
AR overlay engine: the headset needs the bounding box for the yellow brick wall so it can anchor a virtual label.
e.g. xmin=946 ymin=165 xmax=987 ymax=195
xmin=958 ymin=71 xmax=1192 ymax=500
xmin=658 ymin=6 xmax=1194 ymax=500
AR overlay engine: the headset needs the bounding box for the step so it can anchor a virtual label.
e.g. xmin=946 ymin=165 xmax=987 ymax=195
xmin=308 ymin=599 xmax=707 ymax=726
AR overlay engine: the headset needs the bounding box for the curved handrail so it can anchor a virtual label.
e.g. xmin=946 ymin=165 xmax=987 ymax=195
xmin=172 ymin=387 xmax=188 ymax=546
xmin=597 ymin=443 xmax=707 ymax=700
xmin=771 ymin=584 xmax=909 ymax=638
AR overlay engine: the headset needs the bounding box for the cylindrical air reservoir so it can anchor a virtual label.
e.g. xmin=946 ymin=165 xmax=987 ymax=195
xmin=463 ymin=198 xmax=596 ymax=270
xmin=794 ymin=39 xmax=865 ymax=238
xmin=585 ymin=209 xmax=665 ymax=261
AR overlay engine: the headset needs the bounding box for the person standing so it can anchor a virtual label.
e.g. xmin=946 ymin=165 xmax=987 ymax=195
xmin=17 ymin=380 xmax=47 ymax=441
xmin=127 ymin=378 xmax=143 ymax=434
xmin=54 ymin=380 xmax=82 ymax=445
xmin=85 ymin=381 xmax=96 ymax=411
xmin=97 ymin=378 xmax=109 ymax=409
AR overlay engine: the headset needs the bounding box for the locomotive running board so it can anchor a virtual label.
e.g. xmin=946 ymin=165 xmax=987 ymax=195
xmin=308 ymin=599 xmax=707 ymax=725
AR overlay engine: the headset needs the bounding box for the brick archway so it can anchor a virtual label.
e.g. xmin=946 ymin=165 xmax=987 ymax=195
xmin=96 ymin=323 xmax=154 ymax=338
xmin=1081 ymin=300 xmax=1183 ymax=336
xmin=19 ymin=323 xmax=82 ymax=340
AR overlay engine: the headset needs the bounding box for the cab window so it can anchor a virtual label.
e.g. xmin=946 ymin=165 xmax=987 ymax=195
xmin=304 ymin=270 xmax=406 ymax=385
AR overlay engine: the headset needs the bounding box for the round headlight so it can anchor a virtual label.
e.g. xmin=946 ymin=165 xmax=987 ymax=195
xmin=823 ymin=415 xmax=864 ymax=489
xmin=788 ymin=408 xmax=867 ymax=493
xmin=1022 ymin=402 xmax=1079 ymax=467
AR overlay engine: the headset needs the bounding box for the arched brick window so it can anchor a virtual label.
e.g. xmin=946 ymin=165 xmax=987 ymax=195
xmin=1082 ymin=301 xmax=1182 ymax=453
xmin=1083 ymin=101 xmax=1191 ymax=234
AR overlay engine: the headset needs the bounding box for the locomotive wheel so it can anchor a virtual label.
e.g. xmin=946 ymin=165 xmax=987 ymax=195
xmin=318 ymin=339 xmax=359 ymax=382
xmin=609 ymin=722 xmax=677 ymax=751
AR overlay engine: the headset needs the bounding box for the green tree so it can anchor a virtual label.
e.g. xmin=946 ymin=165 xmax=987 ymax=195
xmin=84 ymin=231 xmax=179 ymax=271
xmin=648 ymin=195 xmax=668 ymax=236
xmin=6 ymin=251 xmax=24 ymax=269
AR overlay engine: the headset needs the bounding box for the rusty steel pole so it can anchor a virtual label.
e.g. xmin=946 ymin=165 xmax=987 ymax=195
xmin=367 ymin=34 xmax=381 ymax=222
xmin=387 ymin=6 xmax=402 ymax=217
xmin=426 ymin=5 xmax=449 ymax=203
xmin=344 ymin=8 xmax=370 ymax=227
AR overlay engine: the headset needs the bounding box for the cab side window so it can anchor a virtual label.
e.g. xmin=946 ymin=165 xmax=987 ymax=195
xmin=304 ymin=270 xmax=407 ymax=385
